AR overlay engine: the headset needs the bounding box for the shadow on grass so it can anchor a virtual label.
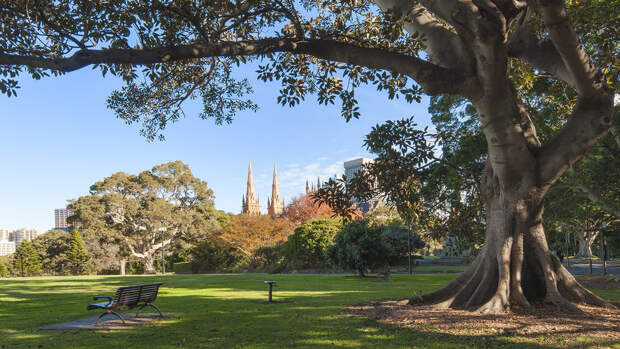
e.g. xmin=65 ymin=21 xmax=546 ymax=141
xmin=0 ymin=273 xmax=616 ymax=348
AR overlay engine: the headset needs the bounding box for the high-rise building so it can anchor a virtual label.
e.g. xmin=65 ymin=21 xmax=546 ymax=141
xmin=241 ymin=161 xmax=261 ymax=215
xmin=0 ymin=241 xmax=15 ymax=256
xmin=54 ymin=208 xmax=74 ymax=231
xmin=343 ymin=157 xmax=383 ymax=213
xmin=12 ymin=228 xmax=40 ymax=247
xmin=0 ymin=228 xmax=9 ymax=241
xmin=267 ymin=164 xmax=285 ymax=217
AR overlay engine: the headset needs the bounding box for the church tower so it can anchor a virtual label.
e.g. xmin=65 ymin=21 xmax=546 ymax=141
xmin=268 ymin=163 xmax=285 ymax=217
xmin=242 ymin=161 xmax=261 ymax=215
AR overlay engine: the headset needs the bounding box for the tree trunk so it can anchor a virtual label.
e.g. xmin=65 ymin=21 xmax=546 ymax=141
xmin=576 ymin=232 xmax=599 ymax=258
xmin=143 ymin=254 xmax=156 ymax=274
xmin=119 ymin=259 xmax=126 ymax=275
xmin=410 ymin=85 xmax=614 ymax=313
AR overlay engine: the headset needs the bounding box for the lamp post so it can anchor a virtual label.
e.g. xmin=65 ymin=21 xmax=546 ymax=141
xmin=158 ymin=227 xmax=166 ymax=275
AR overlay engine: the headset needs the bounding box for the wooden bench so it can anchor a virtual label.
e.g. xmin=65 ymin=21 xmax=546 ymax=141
xmin=87 ymin=283 xmax=164 ymax=324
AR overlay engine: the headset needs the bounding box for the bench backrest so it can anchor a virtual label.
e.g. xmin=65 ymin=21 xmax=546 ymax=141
xmin=113 ymin=283 xmax=163 ymax=306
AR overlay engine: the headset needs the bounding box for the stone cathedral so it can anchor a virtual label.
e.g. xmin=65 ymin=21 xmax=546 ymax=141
xmin=241 ymin=162 xmax=284 ymax=217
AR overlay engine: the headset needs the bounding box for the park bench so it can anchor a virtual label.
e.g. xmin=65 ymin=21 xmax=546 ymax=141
xmin=87 ymin=283 xmax=164 ymax=325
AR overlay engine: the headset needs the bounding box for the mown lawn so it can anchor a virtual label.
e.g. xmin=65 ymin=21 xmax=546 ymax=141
xmin=0 ymin=273 xmax=617 ymax=348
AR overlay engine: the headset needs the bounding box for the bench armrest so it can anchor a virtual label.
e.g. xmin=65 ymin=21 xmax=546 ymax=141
xmin=93 ymin=296 xmax=113 ymax=303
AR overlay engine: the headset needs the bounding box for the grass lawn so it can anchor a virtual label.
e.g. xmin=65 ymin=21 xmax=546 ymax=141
xmin=0 ymin=273 xmax=618 ymax=348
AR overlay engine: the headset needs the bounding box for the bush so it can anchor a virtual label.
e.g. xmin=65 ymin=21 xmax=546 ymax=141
xmin=173 ymin=262 xmax=192 ymax=273
xmin=326 ymin=220 xmax=425 ymax=277
xmin=284 ymin=218 xmax=342 ymax=269
xmin=253 ymin=244 xmax=286 ymax=272
xmin=189 ymin=240 xmax=248 ymax=273
xmin=0 ymin=261 xmax=8 ymax=277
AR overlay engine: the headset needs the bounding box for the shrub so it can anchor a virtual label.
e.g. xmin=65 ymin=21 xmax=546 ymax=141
xmin=327 ymin=220 xmax=425 ymax=277
xmin=173 ymin=262 xmax=192 ymax=273
xmin=284 ymin=218 xmax=342 ymax=269
xmin=0 ymin=261 xmax=8 ymax=278
xmin=189 ymin=240 xmax=248 ymax=273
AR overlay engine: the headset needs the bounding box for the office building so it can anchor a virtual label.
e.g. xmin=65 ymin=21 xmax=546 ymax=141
xmin=54 ymin=208 xmax=74 ymax=231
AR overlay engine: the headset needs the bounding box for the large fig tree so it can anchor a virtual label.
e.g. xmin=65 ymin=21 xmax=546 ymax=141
xmin=1 ymin=0 xmax=617 ymax=312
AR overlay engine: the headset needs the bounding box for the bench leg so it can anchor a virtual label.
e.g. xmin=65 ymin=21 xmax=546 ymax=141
xmin=96 ymin=311 xmax=126 ymax=325
xmin=135 ymin=304 xmax=163 ymax=318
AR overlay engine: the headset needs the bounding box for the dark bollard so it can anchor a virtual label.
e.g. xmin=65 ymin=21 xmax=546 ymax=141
xmin=264 ymin=281 xmax=276 ymax=303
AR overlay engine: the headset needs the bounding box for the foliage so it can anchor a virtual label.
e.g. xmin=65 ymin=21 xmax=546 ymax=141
xmin=66 ymin=230 xmax=89 ymax=275
xmin=327 ymin=220 xmax=424 ymax=277
xmin=311 ymin=178 xmax=363 ymax=223
xmin=30 ymin=229 xmax=71 ymax=275
xmin=282 ymin=193 xmax=335 ymax=225
xmin=253 ymin=244 xmax=287 ymax=272
xmin=69 ymin=161 xmax=221 ymax=273
xmin=11 ymin=241 xmax=41 ymax=276
xmin=189 ymin=240 xmax=248 ymax=273
xmin=284 ymin=218 xmax=342 ymax=269
xmin=0 ymin=260 xmax=8 ymax=277
xmin=216 ymin=214 xmax=294 ymax=258
xmin=173 ymin=261 xmax=192 ymax=273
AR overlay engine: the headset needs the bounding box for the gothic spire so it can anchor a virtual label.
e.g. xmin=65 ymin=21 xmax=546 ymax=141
xmin=246 ymin=160 xmax=255 ymax=201
xmin=242 ymin=161 xmax=261 ymax=215
xmin=268 ymin=163 xmax=284 ymax=217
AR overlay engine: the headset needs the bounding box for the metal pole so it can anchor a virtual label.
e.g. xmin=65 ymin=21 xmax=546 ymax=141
xmin=161 ymin=229 xmax=165 ymax=275
xmin=408 ymin=222 xmax=411 ymax=275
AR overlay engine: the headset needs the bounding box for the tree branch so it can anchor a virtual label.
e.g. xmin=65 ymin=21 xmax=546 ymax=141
xmin=507 ymin=9 xmax=576 ymax=88
xmin=374 ymin=0 xmax=472 ymax=69
xmin=0 ymin=38 xmax=477 ymax=96
xmin=538 ymin=94 xmax=614 ymax=186
xmin=528 ymin=0 xmax=605 ymax=97
xmin=576 ymin=182 xmax=620 ymax=219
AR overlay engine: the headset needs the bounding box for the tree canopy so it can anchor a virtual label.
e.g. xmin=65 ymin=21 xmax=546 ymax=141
xmin=70 ymin=160 xmax=220 ymax=273
xmin=2 ymin=0 xmax=618 ymax=312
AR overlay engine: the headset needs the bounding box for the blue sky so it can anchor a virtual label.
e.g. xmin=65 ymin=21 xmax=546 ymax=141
xmin=1 ymin=62 xmax=433 ymax=232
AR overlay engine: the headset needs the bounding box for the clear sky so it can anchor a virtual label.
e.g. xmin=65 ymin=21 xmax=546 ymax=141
xmin=1 ymin=62 xmax=433 ymax=232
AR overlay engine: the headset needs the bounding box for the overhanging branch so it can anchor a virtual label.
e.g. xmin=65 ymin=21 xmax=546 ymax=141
xmin=0 ymin=37 xmax=476 ymax=96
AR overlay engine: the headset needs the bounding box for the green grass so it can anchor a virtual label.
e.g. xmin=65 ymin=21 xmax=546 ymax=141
xmin=0 ymin=273 xmax=618 ymax=348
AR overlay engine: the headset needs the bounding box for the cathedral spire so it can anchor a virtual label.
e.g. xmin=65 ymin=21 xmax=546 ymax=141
xmin=268 ymin=163 xmax=284 ymax=217
xmin=306 ymin=179 xmax=310 ymax=194
xmin=242 ymin=161 xmax=261 ymax=215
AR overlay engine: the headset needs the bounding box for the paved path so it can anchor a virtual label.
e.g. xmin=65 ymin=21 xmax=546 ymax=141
xmin=564 ymin=258 xmax=620 ymax=275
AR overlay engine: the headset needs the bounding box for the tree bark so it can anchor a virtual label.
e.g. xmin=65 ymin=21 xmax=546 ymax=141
xmin=143 ymin=254 xmax=156 ymax=274
xmin=119 ymin=259 xmax=126 ymax=276
xmin=576 ymin=231 xmax=599 ymax=258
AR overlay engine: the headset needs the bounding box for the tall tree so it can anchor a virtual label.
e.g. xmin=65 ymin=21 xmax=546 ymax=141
xmin=11 ymin=241 xmax=41 ymax=276
xmin=217 ymin=214 xmax=294 ymax=257
xmin=282 ymin=193 xmax=336 ymax=225
xmin=70 ymin=161 xmax=220 ymax=273
xmin=66 ymin=230 xmax=89 ymax=275
xmin=31 ymin=229 xmax=71 ymax=275
xmin=2 ymin=1 xmax=617 ymax=312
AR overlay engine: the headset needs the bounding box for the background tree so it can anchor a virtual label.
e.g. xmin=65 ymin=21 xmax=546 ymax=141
xmin=283 ymin=218 xmax=342 ymax=269
xmin=282 ymin=193 xmax=335 ymax=225
xmin=2 ymin=0 xmax=617 ymax=312
xmin=69 ymin=195 xmax=129 ymax=274
xmin=11 ymin=241 xmax=41 ymax=276
xmin=0 ymin=260 xmax=9 ymax=278
xmin=327 ymin=219 xmax=424 ymax=278
xmin=188 ymin=240 xmax=247 ymax=273
xmin=71 ymin=161 xmax=220 ymax=273
xmin=217 ymin=214 xmax=294 ymax=258
xmin=31 ymin=229 xmax=71 ymax=275
xmin=66 ymin=230 xmax=89 ymax=275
